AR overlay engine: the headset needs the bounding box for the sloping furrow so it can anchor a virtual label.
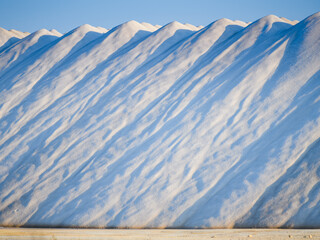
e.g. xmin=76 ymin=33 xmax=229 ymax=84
xmin=0 ymin=13 xmax=319 ymax=227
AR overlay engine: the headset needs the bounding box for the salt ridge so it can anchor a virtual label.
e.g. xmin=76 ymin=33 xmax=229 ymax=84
xmin=0 ymin=14 xmax=319 ymax=228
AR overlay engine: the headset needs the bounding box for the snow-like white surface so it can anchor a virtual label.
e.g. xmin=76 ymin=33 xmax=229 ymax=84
xmin=8 ymin=29 xmax=29 ymax=39
xmin=50 ymin=29 xmax=62 ymax=37
xmin=280 ymin=17 xmax=299 ymax=25
xmin=141 ymin=22 xmax=159 ymax=32
xmin=0 ymin=29 xmax=60 ymax=72
xmin=0 ymin=27 xmax=29 ymax=51
xmin=0 ymin=15 xmax=319 ymax=228
xmin=184 ymin=23 xmax=202 ymax=31
xmin=95 ymin=26 xmax=108 ymax=33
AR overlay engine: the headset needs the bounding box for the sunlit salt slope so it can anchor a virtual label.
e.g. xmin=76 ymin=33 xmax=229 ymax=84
xmin=0 ymin=13 xmax=320 ymax=228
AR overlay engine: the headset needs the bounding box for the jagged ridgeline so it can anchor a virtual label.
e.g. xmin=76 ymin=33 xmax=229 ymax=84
xmin=0 ymin=13 xmax=319 ymax=228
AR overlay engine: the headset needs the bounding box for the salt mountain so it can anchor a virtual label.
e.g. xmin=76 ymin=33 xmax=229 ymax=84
xmin=0 ymin=12 xmax=319 ymax=228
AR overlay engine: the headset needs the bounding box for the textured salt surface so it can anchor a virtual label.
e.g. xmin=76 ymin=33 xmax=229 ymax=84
xmin=0 ymin=13 xmax=320 ymax=228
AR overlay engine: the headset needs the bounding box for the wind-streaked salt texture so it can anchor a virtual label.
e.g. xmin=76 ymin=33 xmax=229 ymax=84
xmin=0 ymin=13 xmax=319 ymax=228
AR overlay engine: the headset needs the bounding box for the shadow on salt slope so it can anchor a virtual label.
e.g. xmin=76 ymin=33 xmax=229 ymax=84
xmin=0 ymin=120 xmax=63 ymax=223
xmin=153 ymin=24 xmax=291 ymax=135
xmin=172 ymin=69 xmax=320 ymax=228
xmin=31 ymin=25 xmax=255 ymax=225
xmin=157 ymin=21 xmax=292 ymax=119
xmin=146 ymin=28 xmax=195 ymax=60
xmin=88 ymin=28 xmax=195 ymax=93
xmin=139 ymin=25 xmax=242 ymax=79
xmin=0 ymin=30 xmax=115 ymax=220
xmin=168 ymin=21 xmax=300 ymax=137
xmin=21 ymin=32 xmax=300 ymax=227
xmin=1 ymin=22 xmax=243 ymax=166
xmin=1 ymin=19 xmax=317 ymax=227
xmin=0 ymin=30 xmax=104 ymax=92
xmin=0 ymin=29 xmax=170 ymax=225
xmin=0 ymin=37 xmax=20 ymax=53
xmin=21 ymin=21 xmax=301 ymax=226
xmin=0 ymin=30 xmax=110 ymax=140
xmin=234 ymin=137 xmax=320 ymax=228
xmin=234 ymin=70 xmax=320 ymax=228
xmin=15 ymin=28 xmax=196 ymax=148
xmin=0 ymin=28 xmax=152 ymax=162
xmin=0 ymin=34 xmax=59 ymax=72
xmin=116 ymin=25 xmax=255 ymax=136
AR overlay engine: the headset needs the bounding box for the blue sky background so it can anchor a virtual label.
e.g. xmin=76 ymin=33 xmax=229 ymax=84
xmin=0 ymin=0 xmax=319 ymax=33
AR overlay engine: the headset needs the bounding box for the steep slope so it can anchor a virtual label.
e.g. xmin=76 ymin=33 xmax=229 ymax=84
xmin=0 ymin=29 xmax=61 ymax=72
xmin=0 ymin=27 xmax=29 ymax=52
xmin=0 ymin=14 xmax=319 ymax=228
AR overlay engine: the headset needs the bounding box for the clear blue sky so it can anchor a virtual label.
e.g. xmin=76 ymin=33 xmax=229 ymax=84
xmin=0 ymin=0 xmax=319 ymax=33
